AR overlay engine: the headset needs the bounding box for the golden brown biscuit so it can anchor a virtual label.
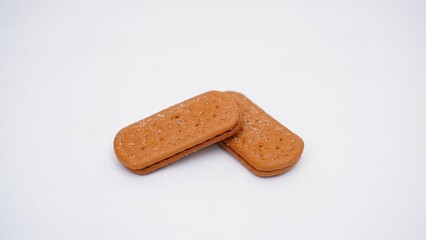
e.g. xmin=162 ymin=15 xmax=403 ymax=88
xmin=114 ymin=91 xmax=242 ymax=174
xmin=220 ymin=91 xmax=304 ymax=177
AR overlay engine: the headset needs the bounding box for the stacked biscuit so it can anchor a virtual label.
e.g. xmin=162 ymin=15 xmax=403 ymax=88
xmin=114 ymin=91 xmax=304 ymax=177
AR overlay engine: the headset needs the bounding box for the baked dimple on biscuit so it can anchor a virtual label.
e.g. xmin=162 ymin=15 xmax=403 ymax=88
xmin=114 ymin=91 xmax=241 ymax=173
xmin=221 ymin=91 xmax=304 ymax=175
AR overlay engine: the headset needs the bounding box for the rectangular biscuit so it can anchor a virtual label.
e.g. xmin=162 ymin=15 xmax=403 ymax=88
xmin=114 ymin=91 xmax=242 ymax=174
xmin=220 ymin=91 xmax=304 ymax=177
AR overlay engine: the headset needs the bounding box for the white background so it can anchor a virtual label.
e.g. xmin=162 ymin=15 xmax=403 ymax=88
xmin=1 ymin=0 xmax=425 ymax=239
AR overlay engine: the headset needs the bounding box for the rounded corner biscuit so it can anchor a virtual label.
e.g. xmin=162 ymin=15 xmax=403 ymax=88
xmin=114 ymin=91 xmax=242 ymax=174
xmin=220 ymin=92 xmax=304 ymax=176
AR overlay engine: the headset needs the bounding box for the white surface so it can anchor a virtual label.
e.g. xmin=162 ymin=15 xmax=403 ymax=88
xmin=1 ymin=0 xmax=426 ymax=239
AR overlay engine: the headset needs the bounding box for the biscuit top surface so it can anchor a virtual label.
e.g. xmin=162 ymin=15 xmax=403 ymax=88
xmin=114 ymin=91 xmax=240 ymax=170
xmin=222 ymin=92 xmax=304 ymax=171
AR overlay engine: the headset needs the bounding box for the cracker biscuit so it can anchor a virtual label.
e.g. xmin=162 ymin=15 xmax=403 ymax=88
xmin=114 ymin=91 xmax=242 ymax=174
xmin=219 ymin=92 xmax=304 ymax=177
